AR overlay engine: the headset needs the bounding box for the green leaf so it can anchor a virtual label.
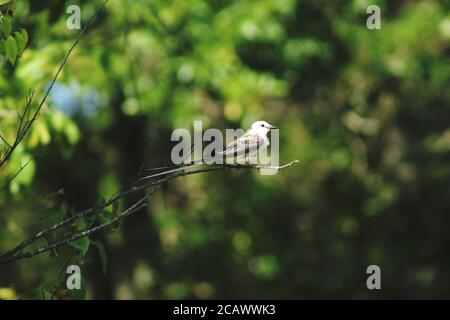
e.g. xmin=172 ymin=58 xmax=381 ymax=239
xmin=5 ymin=35 xmax=17 ymax=64
xmin=0 ymin=38 xmax=5 ymax=54
xmin=14 ymin=31 xmax=23 ymax=47
xmin=14 ymin=30 xmax=27 ymax=53
xmin=0 ymin=17 xmax=12 ymax=37
xmin=69 ymin=218 xmax=90 ymax=255
xmin=101 ymin=209 xmax=116 ymax=220
xmin=64 ymin=120 xmax=80 ymax=145
xmin=92 ymin=241 xmax=108 ymax=275
xmin=50 ymin=111 xmax=65 ymax=132
xmin=19 ymin=28 xmax=28 ymax=50
xmin=73 ymin=217 xmax=87 ymax=230
xmin=0 ymin=0 xmax=13 ymax=6
xmin=70 ymin=236 xmax=90 ymax=255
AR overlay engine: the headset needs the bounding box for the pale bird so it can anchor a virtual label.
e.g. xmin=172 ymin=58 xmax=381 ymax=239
xmin=140 ymin=120 xmax=278 ymax=180
xmin=216 ymin=120 xmax=277 ymax=162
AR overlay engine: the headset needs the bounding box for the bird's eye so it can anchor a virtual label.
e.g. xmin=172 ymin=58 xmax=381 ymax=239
xmin=261 ymin=124 xmax=265 ymax=127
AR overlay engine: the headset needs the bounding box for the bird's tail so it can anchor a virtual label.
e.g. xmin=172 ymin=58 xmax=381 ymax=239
xmin=139 ymin=157 xmax=224 ymax=181
xmin=139 ymin=162 xmax=198 ymax=181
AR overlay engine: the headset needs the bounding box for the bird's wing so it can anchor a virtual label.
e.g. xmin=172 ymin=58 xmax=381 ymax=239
xmin=219 ymin=131 xmax=264 ymax=157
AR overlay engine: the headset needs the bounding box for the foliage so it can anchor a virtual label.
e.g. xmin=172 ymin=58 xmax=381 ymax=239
xmin=0 ymin=1 xmax=28 ymax=65
xmin=0 ymin=0 xmax=449 ymax=299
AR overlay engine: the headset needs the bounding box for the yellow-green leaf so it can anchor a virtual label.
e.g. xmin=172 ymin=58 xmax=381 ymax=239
xmin=5 ymin=35 xmax=17 ymax=64
xmin=14 ymin=30 xmax=27 ymax=53
xmin=70 ymin=236 xmax=90 ymax=255
xmin=0 ymin=17 xmax=12 ymax=37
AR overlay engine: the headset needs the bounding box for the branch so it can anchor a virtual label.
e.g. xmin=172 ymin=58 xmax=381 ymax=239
xmin=0 ymin=191 xmax=153 ymax=264
xmin=0 ymin=134 xmax=12 ymax=149
xmin=0 ymin=160 xmax=299 ymax=264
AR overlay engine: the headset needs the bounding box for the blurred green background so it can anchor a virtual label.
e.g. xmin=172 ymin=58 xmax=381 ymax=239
xmin=0 ymin=0 xmax=449 ymax=299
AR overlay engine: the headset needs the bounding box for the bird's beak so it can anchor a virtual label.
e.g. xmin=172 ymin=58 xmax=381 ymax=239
xmin=268 ymin=124 xmax=278 ymax=130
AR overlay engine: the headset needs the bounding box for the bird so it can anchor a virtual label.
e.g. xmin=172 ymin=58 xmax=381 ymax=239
xmin=215 ymin=120 xmax=277 ymax=163
xmin=140 ymin=120 xmax=278 ymax=180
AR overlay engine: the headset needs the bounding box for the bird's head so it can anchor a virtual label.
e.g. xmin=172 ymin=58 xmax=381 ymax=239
xmin=251 ymin=120 xmax=278 ymax=135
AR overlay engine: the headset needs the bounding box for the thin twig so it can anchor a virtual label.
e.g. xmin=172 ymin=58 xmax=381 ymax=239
xmin=0 ymin=134 xmax=12 ymax=149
